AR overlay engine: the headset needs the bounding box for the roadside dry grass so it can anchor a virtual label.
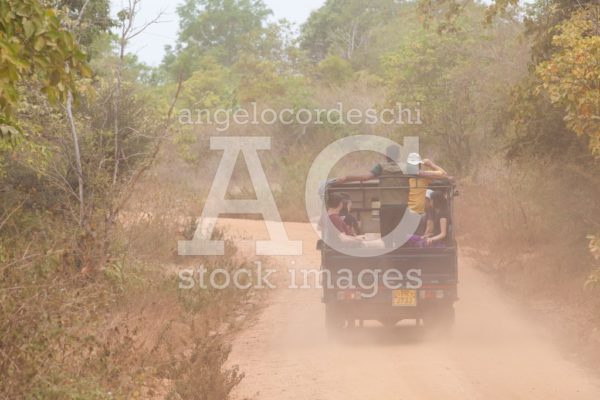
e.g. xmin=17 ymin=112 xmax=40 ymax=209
xmin=456 ymin=158 xmax=600 ymax=369
xmin=0 ymin=179 xmax=262 ymax=399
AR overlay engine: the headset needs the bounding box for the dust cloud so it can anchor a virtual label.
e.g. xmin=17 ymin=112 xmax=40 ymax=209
xmin=218 ymin=219 xmax=600 ymax=400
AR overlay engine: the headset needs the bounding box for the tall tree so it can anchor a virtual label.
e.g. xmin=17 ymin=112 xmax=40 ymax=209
xmin=56 ymin=0 xmax=113 ymax=48
xmin=382 ymin=3 xmax=528 ymax=174
xmin=166 ymin=0 xmax=272 ymax=76
xmin=0 ymin=0 xmax=91 ymax=142
xmin=300 ymin=0 xmax=399 ymax=64
xmin=536 ymin=5 xmax=599 ymax=156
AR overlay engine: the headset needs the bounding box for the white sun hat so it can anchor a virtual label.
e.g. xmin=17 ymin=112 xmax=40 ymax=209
xmin=407 ymin=152 xmax=424 ymax=166
xmin=425 ymin=189 xmax=434 ymax=199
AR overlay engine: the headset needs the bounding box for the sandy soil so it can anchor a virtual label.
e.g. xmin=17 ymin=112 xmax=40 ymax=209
xmin=217 ymin=218 xmax=600 ymax=400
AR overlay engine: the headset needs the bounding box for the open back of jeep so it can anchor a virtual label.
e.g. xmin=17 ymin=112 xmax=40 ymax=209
xmin=320 ymin=177 xmax=458 ymax=332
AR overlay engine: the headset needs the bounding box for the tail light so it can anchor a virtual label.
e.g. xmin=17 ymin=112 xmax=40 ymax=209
xmin=419 ymin=289 xmax=445 ymax=300
xmin=337 ymin=290 xmax=363 ymax=300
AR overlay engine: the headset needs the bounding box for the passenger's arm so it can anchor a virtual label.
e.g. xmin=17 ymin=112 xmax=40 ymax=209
xmin=419 ymin=159 xmax=448 ymax=179
xmin=338 ymin=172 xmax=376 ymax=183
xmin=427 ymin=218 xmax=448 ymax=245
xmin=422 ymin=219 xmax=434 ymax=238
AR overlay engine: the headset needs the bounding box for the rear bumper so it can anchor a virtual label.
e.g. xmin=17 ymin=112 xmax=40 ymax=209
xmin=323 ymin=288 xmax=457 ymax=320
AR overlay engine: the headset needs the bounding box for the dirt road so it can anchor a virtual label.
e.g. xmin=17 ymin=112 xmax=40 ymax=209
xmin=218 ymin=219 xmax=600 ymax=400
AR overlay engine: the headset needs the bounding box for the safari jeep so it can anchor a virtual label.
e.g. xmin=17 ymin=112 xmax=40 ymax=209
xmin=319 ymin=177 xmax=459 ymax=333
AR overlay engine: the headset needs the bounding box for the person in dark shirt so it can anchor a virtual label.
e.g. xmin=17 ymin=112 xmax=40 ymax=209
xmin=320 ymin=193 xmax=364 ymax=249
xmin=423 ymin=190 xmax=451 ymax=246
xmin=324 ymin=193 xmax=353 ymax=236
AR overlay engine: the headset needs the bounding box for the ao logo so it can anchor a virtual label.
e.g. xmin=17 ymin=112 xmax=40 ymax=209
xmin=178 ymin=135 xmax=420 ymax=257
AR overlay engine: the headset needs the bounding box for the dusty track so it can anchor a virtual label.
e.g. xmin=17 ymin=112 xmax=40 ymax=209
xmin=217 ymin=219 xmax=600 ymax=400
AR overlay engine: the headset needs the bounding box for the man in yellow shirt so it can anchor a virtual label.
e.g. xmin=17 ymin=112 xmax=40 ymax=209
xmin=406 ymin=153 xmax=449 ymax=215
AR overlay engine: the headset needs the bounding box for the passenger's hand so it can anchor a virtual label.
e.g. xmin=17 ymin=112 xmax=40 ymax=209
xmin=426 ymin=238 xmax=434 ymax=246
xmin=337 ymin=176 xmax=348 ymax=183
xmin=422 ymin=159 xmax=434 ymax=168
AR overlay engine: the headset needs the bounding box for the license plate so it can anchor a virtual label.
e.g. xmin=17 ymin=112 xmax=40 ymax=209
xmin=392 ymin=289 xmax=417 ymax=307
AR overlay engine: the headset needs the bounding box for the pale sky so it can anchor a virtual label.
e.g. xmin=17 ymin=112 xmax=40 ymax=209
xmin=110 ymin=0 xmax=326 ymax=66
